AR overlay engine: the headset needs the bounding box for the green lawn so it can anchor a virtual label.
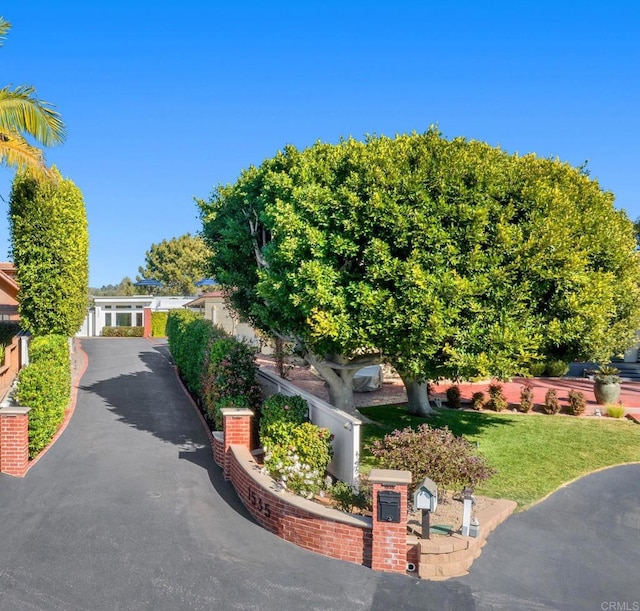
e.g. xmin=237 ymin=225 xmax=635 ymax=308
xmin=358 ymin=405 xmax=640 ymax=509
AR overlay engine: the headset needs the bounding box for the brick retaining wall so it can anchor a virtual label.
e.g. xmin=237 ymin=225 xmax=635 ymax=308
xmin=228 ymin=444 xmax=373 ymax=566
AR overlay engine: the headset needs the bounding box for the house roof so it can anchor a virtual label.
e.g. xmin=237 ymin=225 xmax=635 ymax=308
xmin=184 ymin=291 xmax=225 ymax=308
xmin=0 ymin=263 xmax=18 ymax=301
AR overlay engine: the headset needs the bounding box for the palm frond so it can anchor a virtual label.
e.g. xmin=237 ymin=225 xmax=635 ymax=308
xmin=0 ymin=128 xmax=49 ymax=176
xmin=0 ymin=18 xmax=10 ymax=47
xmin=0 ymin=85 xmax=66 ymax=146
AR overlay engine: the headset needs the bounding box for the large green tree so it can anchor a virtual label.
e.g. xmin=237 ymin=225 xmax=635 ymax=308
xmin=0 ymin=17 xmax=65 ymax=175
xmin=200 ymin=130 xmax=640 ymax=416
xmin=9 ymin=168 xmax=89 ymax=335
xmin=137 ymin=233 xmax=211 ymax=295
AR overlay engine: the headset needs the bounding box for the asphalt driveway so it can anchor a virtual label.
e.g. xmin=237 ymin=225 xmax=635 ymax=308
xmin=1 ymin=338 xmax=638 ymax=610
xmin=0 ymin=338 xmax=471 ymax=611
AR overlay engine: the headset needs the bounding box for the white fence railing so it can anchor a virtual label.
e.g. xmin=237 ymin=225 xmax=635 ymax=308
xmin=257 ymin=369 xmax=361 ymax=488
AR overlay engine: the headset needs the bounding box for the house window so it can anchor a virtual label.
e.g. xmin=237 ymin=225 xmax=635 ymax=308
xmin=136 ymin=312 xmax=143 ymax=326
xmin=104 ymin=305 xmax=112 ymax=309
xmin=116 ymin=313 xmax=132 ymax=326
xmin=105 ymin=313 xmax=112 ymax=326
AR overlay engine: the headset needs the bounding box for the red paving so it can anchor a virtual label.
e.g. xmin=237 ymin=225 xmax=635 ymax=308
xmin=430 ymin=377 xmax=640 ymax=417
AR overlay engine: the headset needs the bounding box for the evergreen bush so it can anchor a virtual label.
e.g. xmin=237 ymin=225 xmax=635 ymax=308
xmin=486 ymin=383 xmax=508 ymax=412
xmin=102 ymin=326 xmax=144 ymax=337
xmin=568 ymin=390 xmax=586 ymax=416
xmin=151 ymin=311 xmax=168 ymax=337
xmin=519 ymin=383 xmax=534 ymax=413
xmin=17 ymin=334 xmax=71 ymax=458
xmin=543 ymin=388 xmax=561 ymax=414
xmin=445 ymin=385 xmax=462 ymax=409
xmin=471 ymin=391 xmax=485 ymax=411
xmin=259 ymin=393 xmax=309 ymax=442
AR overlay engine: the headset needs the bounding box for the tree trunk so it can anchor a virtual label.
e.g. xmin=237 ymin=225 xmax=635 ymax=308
xmin=324 ymin=368 xmax=357 ymax=414
xmin=401 ymin=376 xmax=434 ymax=417
xmin=303 ymin=351 xmax=367 ymax=417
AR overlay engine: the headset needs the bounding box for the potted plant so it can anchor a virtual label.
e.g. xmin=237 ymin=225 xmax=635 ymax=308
xmin=593 ymin=365 xmax=621 ymax=405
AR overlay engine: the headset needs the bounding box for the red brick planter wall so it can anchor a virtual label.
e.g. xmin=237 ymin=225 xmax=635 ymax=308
xmin=212 ymin=431 xmax=224 ymax=468
xmin=228 ymin=444 xmax=373 ymax=566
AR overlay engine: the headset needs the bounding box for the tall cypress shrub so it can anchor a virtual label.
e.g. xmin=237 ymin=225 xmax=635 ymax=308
xmin=9 ymin=168 xmax=89 ymax=336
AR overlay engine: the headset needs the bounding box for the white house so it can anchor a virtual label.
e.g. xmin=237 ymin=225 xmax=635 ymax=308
xmin=77 ymin=295 xmax=195 ymax=337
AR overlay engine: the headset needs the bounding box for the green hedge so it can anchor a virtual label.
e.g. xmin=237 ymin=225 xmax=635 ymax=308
xmin=166 ymin=310 xmax=261 ymax=428
xmin=200 ymin=336 xmax=262 ymax=429
xmin=166 ymin=310 xmax=227 ymax=396
xmin=102 ymin=326 xmax=144 ymax=337
xmin=17 ymin=334 xmax=71 ymax=458
xmin=29 ymin=334 xmax=68 ymax=362
xmin=151 ymin=311 xmax=169 ymax=337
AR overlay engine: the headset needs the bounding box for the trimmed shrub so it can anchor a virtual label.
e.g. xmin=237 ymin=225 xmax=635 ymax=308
xmin=543 ymin=388 xmax=561 ymax=414
xmin=200 ymin=336 xmax=262 ymax=430
xmin=166 ymin=310 xmax=227 ymax=396
xmin=606 ymin=404 xmax=626 ymax=419
xmin=29 ymin=334 xmax=68 ymax=363
xmin=546 ymin=360 xmax=569 ymax=377
xmin=263 ymin=422 xmax=333 ymax=498
xmin=16 ymin=334 xmax=71 ymax=458
xmin=471 ymin=391 xmax=485 ymax=411
xmin=568 ymin=390 xmax=586 ymax=416
xmin=259 ymin=393 xmax=309 ymax=442
xmin=151 ymin=311 xmax=169 ymax=337
xmin=10 ymin=170 xmax=89 ymax=337
xmin=486 ymin=383 xmax=508 ymax=412
xmin=528 ymin=362 xmax=547 ymax=377
xmin=102 ymin=326 xmax=144 ymax=337
xmin=330 ymin=480 xmax=372 ymax=513
xmin=519 ymin=383 xmax=534 ymax=413
xmin=445 ymin=385 xmax=462 ymax=409
xmin=367 ymin=424 xmax=496 ymax=495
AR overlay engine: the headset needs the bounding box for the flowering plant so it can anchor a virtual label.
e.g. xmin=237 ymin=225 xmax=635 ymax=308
xmin=263 ymin=422 xmax=333 ymax=498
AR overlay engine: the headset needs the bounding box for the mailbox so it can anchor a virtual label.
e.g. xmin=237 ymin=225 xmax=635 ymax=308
xmin=413 ymin=477 xmax=438 ymax=513
xmin=377 ymin=490 xmax=401 ymax=522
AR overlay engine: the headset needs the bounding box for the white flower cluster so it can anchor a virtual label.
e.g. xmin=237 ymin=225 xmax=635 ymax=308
xmin=265 ymin=450 xmax=323 ymax=499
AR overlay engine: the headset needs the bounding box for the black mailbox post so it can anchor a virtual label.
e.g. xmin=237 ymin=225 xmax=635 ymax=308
xmin=377 ymin=489 xmax=401 ymax=522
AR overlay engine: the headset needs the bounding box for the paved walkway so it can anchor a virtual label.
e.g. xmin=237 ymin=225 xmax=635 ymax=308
xmin=1 ymin=338 xmax=638 ymax=610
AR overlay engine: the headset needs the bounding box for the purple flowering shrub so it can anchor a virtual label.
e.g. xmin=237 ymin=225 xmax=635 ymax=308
xmin=368 ymin=424 xmax=496 ymax=495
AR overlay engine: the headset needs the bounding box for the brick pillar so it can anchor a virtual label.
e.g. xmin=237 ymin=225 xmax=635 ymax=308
xmin=0 ymin=406 xmax=31 ymax=477
xmin=222 ymin=408 xmax=253 ymax=480
xmin=143 ymin=307 xmax=152 ymax=338
xmin=369 ymin=468 xmax=412 ymax=573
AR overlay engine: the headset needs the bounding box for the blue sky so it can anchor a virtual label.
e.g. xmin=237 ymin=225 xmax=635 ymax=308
xmin=0 ymin=1 xmax=638 ymax=288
